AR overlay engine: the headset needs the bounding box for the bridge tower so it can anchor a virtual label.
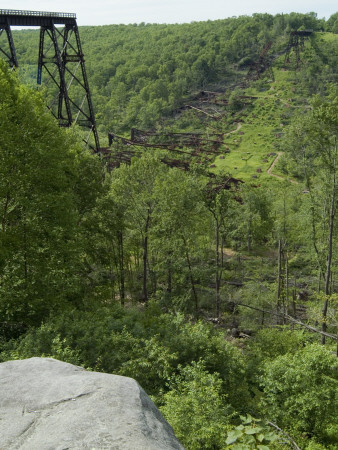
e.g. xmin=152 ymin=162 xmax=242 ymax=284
xmin=284 ymin=30 xmax=313 ymax=68
xmin=0 ymin=9 xmax=100 ymax=150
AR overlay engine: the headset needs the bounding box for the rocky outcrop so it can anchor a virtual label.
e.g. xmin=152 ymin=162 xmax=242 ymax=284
xmin=0 ymin=357 xmax=184 ymax=449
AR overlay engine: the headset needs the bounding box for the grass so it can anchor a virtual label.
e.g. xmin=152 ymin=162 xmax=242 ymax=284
xmin=167 ymin=31 xmax=337 ymax=183
xmin=211 ymin=54 xmax=312 ymax=182
xmin=213 ymin=122 xmax=277 ymax=182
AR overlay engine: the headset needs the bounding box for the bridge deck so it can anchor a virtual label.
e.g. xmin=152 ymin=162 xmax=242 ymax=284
xmin=0 ymin=9 xmax=76 ymax=26
xmin=290 ymin=30 xmax=313 ymax=36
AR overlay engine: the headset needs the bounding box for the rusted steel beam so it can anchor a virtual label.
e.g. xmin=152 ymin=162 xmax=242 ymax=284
xmin=245 ymin=41 xmax=274 ymax=82
xmin=131 ymin=128 xmax=223 ymax=139
xmin=101 ymin=146 xmax=192 ymax=172
xmin=109 ymin=131 xmax=224 ymax=155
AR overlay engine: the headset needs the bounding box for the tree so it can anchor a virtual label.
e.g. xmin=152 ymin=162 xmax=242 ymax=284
xmin=326 ymin=12 xmax=338 ymax=32
xmin=152 ymin=168 xmax=208 ymax=311
xmin=106 ymin=154 xmax=167 ymax=302
xmin=260 ymin=344 xmax=338 ymax=444
xmin=83 ymin=176 xmax=128 ymax=304
xmin=270 ymin=182 xmax=304 ymax=322
xmin=204 ymin=178 xmax=234 ymax=317
xmin=311 ymin=91 xmax=338 ymax=341
xmin=238 ymin=185 xmax=273 ymax=253
xmin=0 ymin=61 xmax=97 ymax=331
xmin=283 ymin=88 xmax=338 ymax=342
xmin=160 ymin=361 xmax=230 ymax=450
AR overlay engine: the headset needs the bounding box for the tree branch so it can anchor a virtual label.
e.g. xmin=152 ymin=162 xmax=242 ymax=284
xmin=235 ymin=302 xmax=337 ymax=341
xmin=268 ymin=421 xmax=301 ymax=450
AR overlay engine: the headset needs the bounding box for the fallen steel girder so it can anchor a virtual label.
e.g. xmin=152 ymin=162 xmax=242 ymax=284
xmin=246 ymin=41 xmax=274 ymax=82
xmin=108 ymin=132 xmax=209 ymax=156
xmin=105 ymin=129 xmax=227 ymax=171
xmin=101 ymin=146 xmax=191 ymax=171
xmin=129 ymin=128 xmax=224 ymax=152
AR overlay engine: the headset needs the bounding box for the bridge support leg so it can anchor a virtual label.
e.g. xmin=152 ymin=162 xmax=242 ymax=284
xmin=37 ymin=20 xmax=100 ymax=150
xmin=0 ymin=19 xmax=18 ymax=68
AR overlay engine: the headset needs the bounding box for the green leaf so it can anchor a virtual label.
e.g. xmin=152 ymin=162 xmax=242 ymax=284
xmin=245 ymin=426 xmax=263 ymax=435
xmin=240 ymin=414 xmax=253 ymax=424
xmin=264 ymin=432 xmax=278 ymax=442
xmin=257 ymin=433 xmax=265 ymax=442
xmin=225 ymin=429 xmax=242 ymax=444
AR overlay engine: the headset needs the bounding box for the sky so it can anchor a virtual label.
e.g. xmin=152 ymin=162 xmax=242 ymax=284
xmin=2 ymin=0 xmax=337 ymax=27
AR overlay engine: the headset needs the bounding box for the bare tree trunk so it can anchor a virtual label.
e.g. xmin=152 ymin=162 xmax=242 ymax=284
xmin=322 ymin=141 xmax=337 ymax=345
xmin=277 ymin=239 xmax=282 ymax=324
xmin=292 ymin=276 xmax=297 ymax=321
xmin=1 ymin=191 xmax=10 ymax=232
xmin=285 ymin=250 xmax=289 ymax=319
xmin=142 ymin=210 xmax=151 ymax=302
xmin=117 ymin=230 xmax=125 ymax=306
xmin=303 ymin=151 xmax=326 ymax=280
xmin=149 ymin=256 xmax=157 ymax=295
xmin=247 ymin=216 xmax=252 ymax=253
xmin=22 ymin=210 xmax=28 ymax=284
xmin=237 ymin=301 xmax=338 ymax=341
xmin=216 ymin=223 xmax=221 ymax=318
xmin=167 ymin=252 xmax=172 ymax=294
xmin=167 ymin=266 xmax=172 ymax=294
xmin=268 ymin=422 xmax=301 ymax=450
xmin=183 ymin=237 xmax=198 ymax=312
xmin=221 ymin=236 xmax=225 ymax=271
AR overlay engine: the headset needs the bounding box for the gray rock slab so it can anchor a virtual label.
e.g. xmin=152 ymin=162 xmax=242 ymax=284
xmin=0 ymin=357 xmax=184 ymax=449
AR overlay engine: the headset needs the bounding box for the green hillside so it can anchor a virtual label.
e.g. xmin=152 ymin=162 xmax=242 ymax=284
xmin=8 ymin=13 xmax=338 ymax=181
xmin=1 ymin=11 xmax=338 ymax=450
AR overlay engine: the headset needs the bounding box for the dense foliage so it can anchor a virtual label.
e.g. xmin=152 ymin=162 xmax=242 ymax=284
xmin=1 ymin=11 xmax=338 ymax=449
xmin=10 ymin=11 xmax=338 ymax=137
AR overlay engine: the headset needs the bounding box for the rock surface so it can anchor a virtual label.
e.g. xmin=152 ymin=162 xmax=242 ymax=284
xmin=0 ymin=357 xmax=184 ymax=449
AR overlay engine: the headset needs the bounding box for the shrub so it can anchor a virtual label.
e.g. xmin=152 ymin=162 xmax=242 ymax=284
xmin=160 ymin=361 xmax=231 ymax=450
xmin=260 ymin=343 xmax=338 ymax=444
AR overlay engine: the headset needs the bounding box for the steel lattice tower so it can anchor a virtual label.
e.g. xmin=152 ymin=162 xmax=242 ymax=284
xmin=0 ymin=9 xmax=100 ymax=150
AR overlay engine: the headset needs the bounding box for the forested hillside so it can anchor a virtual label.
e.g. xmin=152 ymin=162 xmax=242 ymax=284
xmin=1 ymin=11 xmax=338 ymax=449
xmin=11 ymin=11 xmax=338 ymax=135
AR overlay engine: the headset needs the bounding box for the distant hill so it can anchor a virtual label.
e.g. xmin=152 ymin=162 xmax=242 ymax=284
xmin=5 ymin=12 xmax=338 ymax=179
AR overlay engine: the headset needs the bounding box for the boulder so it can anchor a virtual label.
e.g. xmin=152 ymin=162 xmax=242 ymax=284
xmin=0 ymin=357 xmax=184 ymax=450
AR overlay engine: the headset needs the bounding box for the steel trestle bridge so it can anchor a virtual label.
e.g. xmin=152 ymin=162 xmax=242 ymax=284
xmin=0 ymin=9 xmax=100 ymax=150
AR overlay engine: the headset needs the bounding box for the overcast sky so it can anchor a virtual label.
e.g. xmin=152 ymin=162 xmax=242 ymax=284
xmin=2 ymin=0 xmax=337 ymax=26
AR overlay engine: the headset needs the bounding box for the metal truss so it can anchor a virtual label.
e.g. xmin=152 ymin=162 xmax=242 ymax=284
xmin=284 ymin=30 xmax=313 ymax=68
xmin=0 ymin=18 xmax=18 ymax=68
xmin=37 ymin=22 xmax=100 ymax=149
xmin=0 ymin=9 xmax=99 ymax=150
